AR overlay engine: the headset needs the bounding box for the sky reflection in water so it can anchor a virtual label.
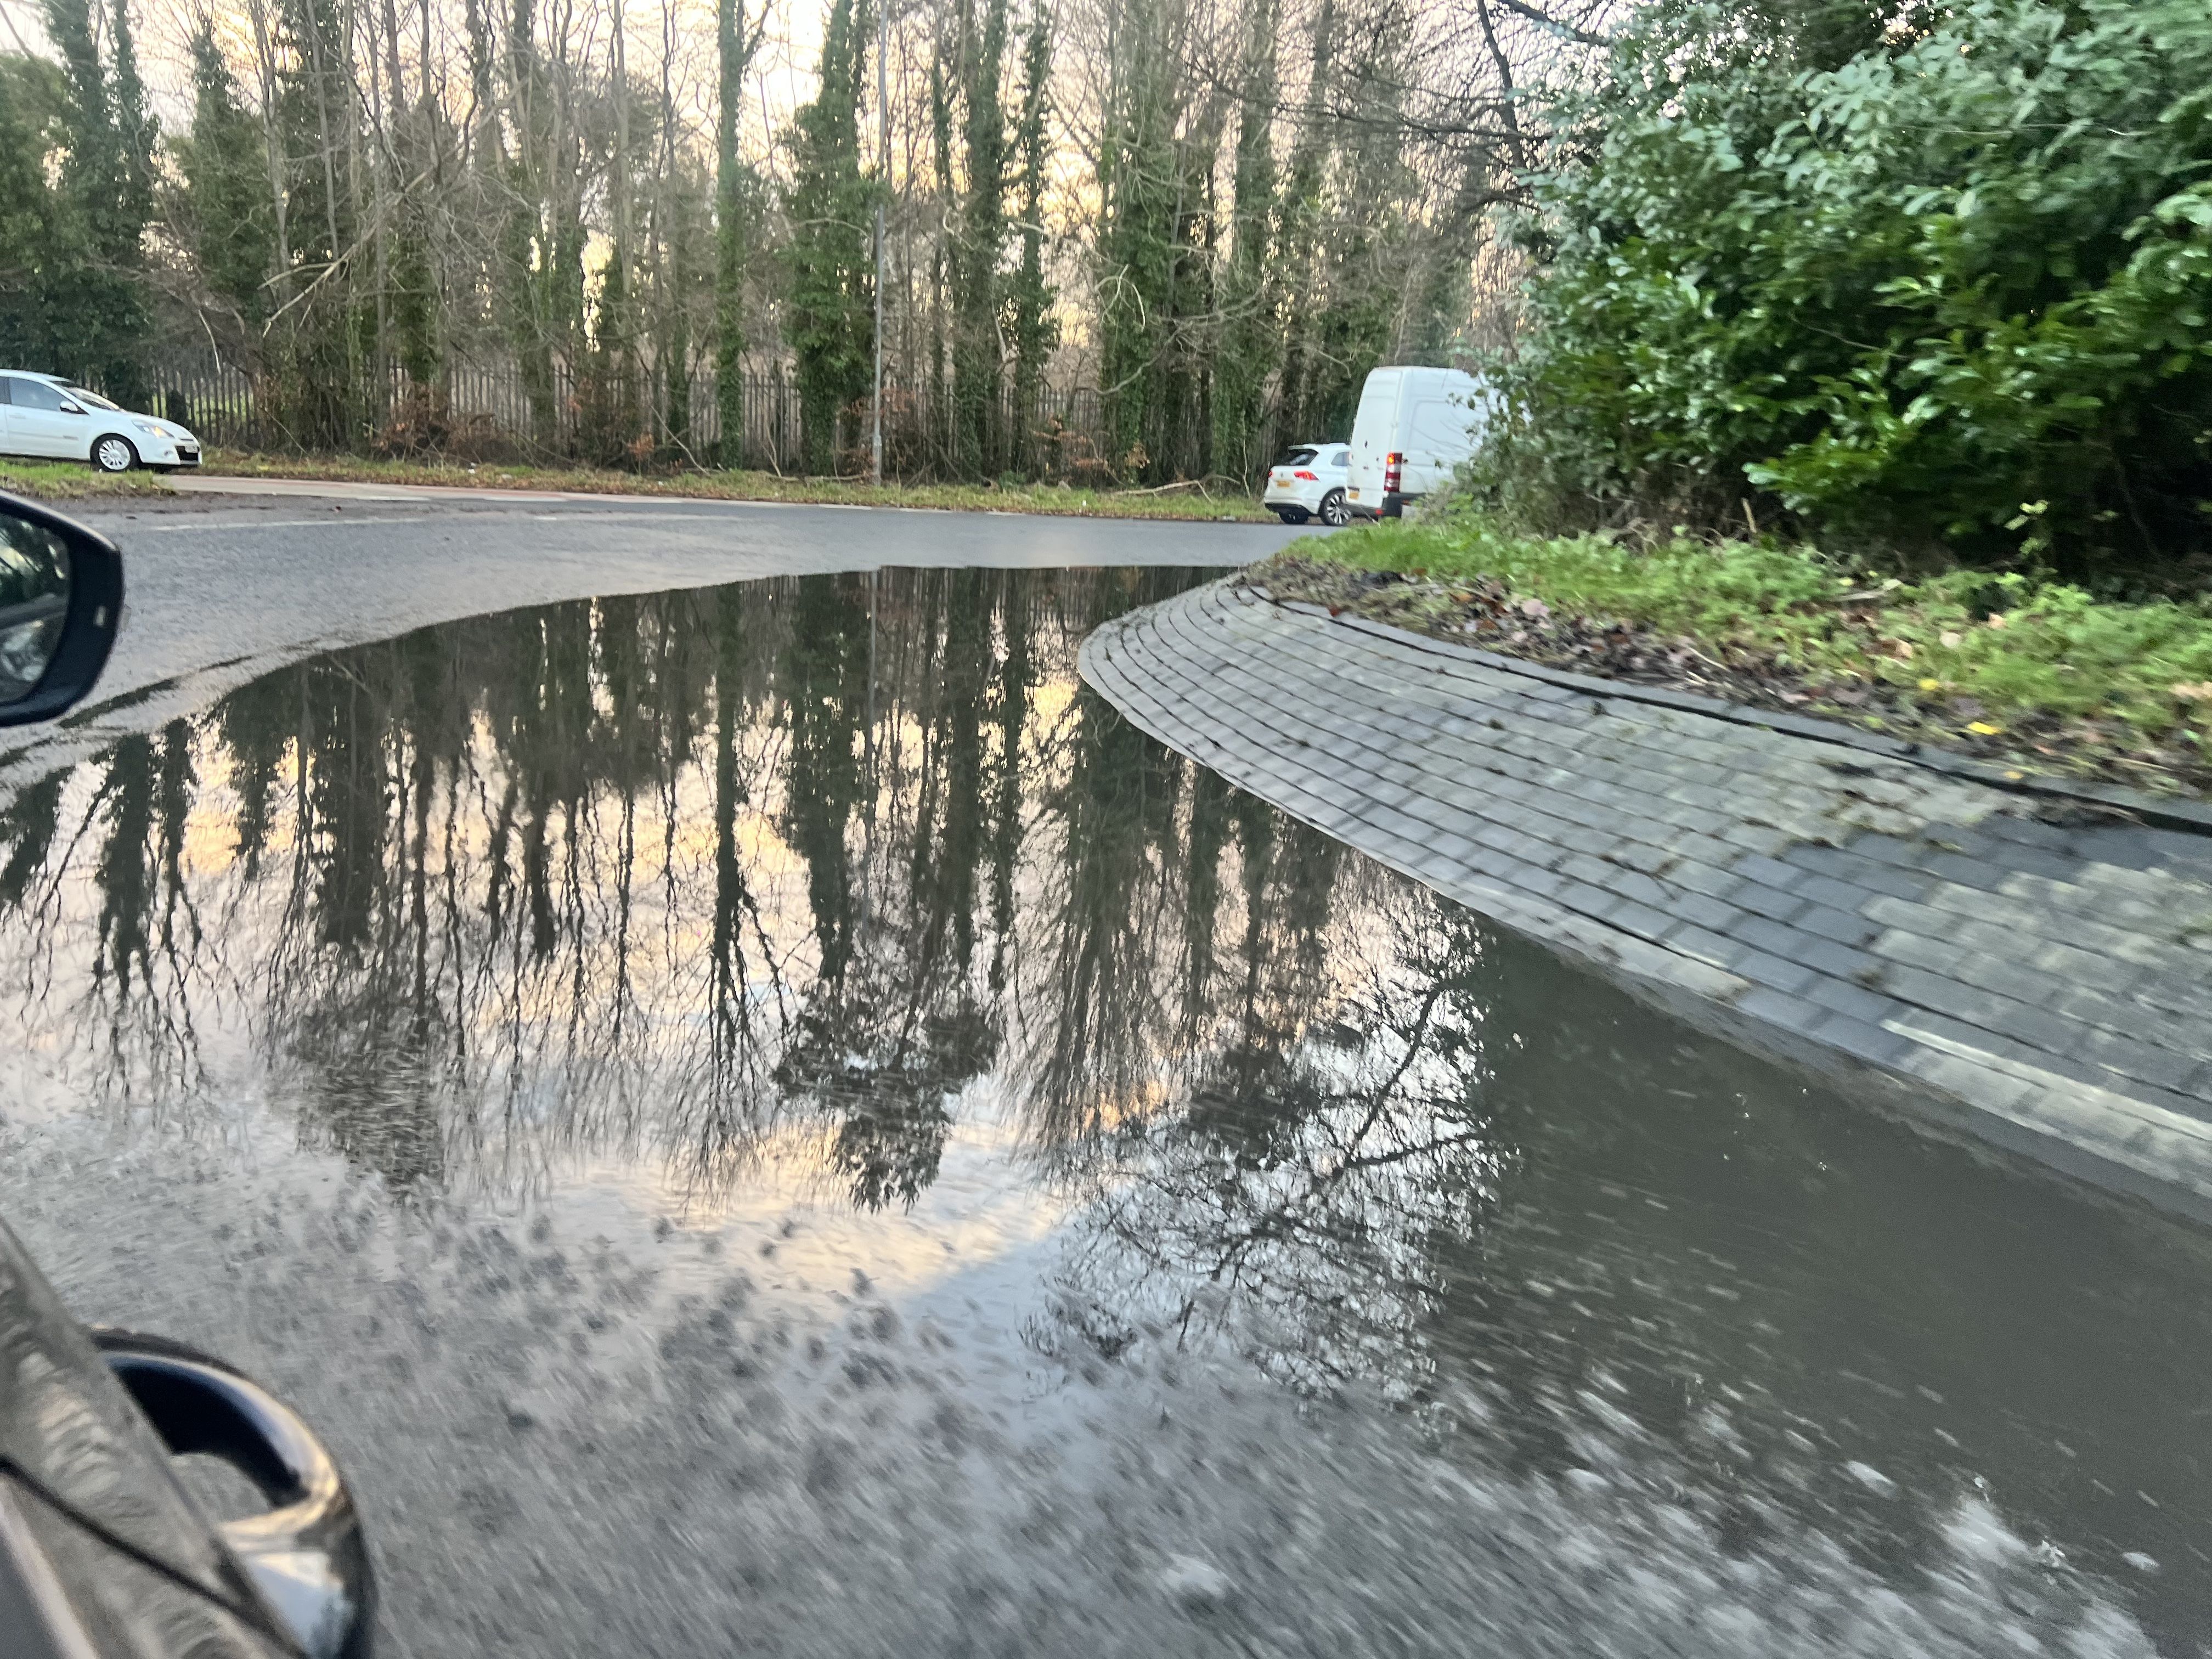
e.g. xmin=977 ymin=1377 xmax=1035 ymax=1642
xmin=2 ymin=566 xmax=2207 ymax=1645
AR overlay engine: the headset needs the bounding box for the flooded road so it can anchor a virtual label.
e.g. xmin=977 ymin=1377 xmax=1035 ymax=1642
xmin=0 ymin=567 xmax=2202 ymax=1655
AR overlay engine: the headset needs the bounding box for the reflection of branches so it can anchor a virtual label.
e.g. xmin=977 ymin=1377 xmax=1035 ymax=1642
xmin=72 ymin=729 xmax=222 ymax=1107
xmin=1024 ymin=685 xmax=1186 ymax=1144
xmin=0 ymin=566 xmax=1368 ymax=1240
xmin=1045 ymin=899 xmax=1507 ymax=1396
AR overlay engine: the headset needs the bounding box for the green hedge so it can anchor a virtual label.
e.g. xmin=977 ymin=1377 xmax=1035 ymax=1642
xmin=1490 ymin=0 xmax=2212 ymax=574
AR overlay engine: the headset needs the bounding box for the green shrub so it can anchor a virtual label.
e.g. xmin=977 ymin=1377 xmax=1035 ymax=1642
xmin=1491 ymin=0 xmax=2212 ymax=574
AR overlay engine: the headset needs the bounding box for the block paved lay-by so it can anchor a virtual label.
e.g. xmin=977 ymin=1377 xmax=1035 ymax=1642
xmin=1080 ymin=578 xmax=2212 ymax=1219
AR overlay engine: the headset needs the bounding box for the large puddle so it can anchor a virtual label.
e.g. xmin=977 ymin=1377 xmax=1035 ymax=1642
xmin=0 ymin=567 xmax=2203 ymax=1654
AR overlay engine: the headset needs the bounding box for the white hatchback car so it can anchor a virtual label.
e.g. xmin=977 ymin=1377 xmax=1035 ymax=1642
xmin=1261 ymin=442 xmax=1352 ymax=526
xmin=0 ymin=371 xmax=201 ymax=473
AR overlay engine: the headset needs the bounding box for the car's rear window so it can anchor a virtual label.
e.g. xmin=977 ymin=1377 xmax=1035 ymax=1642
xmin=1273 ymin=448 xmax=1317 ymax=466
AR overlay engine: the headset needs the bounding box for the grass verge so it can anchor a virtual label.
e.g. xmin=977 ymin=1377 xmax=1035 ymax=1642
xmin=0 ymin=459 xmax=176 ymax=501
xmin=1257 ymin=510 xmax=2212 ymax=798
xmin=201 ymin=451 xmax=1274 ymax=522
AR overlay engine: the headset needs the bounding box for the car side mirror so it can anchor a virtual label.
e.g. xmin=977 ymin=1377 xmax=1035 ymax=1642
xmin=57 ymin=400 xmax=83 ymax=415
xmin=0 ymin=492 xmax=122 ymax=724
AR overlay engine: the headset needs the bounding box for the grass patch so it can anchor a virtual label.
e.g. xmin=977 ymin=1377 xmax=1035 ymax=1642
xmin=0 ymin=459 xmax=175 ymax=501
xmin=1261 ymin=510 xmax=2212 ymax=796
xmin=201 ymin=450 xmax=1273 ymax=523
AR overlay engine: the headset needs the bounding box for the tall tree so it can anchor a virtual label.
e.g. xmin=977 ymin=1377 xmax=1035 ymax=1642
xmin=108 ymin=0 xmax=154 ymax=231
xmin=0 ymin=56 xmax=70 ymax=364
xmin=1273 ymin=0 xmax=1333 ymax=443
xmin=179 ymin=23 xmax=279 ymax=338
xmin=267 ymin=0 xmax=369 ymax=445
xmin=1005 ymin=4 xmax=1055 ymax=476
xmin=782 ymin=0 xmax=876 ymax=473
xmin=379 ymin=0 xmax=438 ymax=393
xmin=496 ymin=0 xmax=556 ymax=444
xmin=1211 ymin=0 xmax=1279 ymax=479
xmin=952 ymin=0 xmax=1009 ymax=477
xmin=714 ymin=0 xmax=763 ymax=463
xmin=1094 ymin=0 xmax=1217 ymax=481
xmin=40 ymin=0 xmax=151 ymax=397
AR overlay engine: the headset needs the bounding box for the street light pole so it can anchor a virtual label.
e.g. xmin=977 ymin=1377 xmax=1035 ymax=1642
xmin=871 ymin=0 xmax=888 ymax=488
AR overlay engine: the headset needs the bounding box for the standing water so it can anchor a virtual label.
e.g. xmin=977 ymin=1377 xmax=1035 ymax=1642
xmin=0 ymin=568 xmax=2200 ymax=1655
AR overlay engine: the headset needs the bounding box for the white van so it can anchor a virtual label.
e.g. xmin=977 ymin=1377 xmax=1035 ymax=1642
xmin=1343 ymin=366 xmax=1490 ymax=521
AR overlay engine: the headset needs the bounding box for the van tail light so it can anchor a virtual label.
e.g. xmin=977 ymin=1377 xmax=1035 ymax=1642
xmin=1383 ymin=453 xmax=1404 ymax=494
xmin=1294 ymin=469 xmax=1318 ymax=481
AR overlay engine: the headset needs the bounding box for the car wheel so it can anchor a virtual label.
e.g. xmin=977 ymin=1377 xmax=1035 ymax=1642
xmin=91 ymin=435 xmax=138 ymax=473
xmin=1320 ymin=489 xmax=1351 ymax=527
xmin=1272 ymin=507 xmax=1311 ymax=524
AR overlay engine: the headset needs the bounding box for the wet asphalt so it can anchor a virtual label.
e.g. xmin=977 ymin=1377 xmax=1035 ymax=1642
xmin=0 ymin=514 xmax=2193 ymax=1658
xmin=14 ymin=488 xmax=1305 ymax=776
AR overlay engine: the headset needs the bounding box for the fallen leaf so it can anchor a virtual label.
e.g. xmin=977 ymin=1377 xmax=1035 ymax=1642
xmin=2174 ymin=682 xmax=2212 ymax=703
xmin=1918 ymin=678 xmax=1941 ymax=692
xmin=1986 ymin=613 xmax=2008 ymax=630
xmin=1939 ymin=631 xmax=1963 ymax=648
xmin=1967 ymin=721 xmax=2003 ymax=736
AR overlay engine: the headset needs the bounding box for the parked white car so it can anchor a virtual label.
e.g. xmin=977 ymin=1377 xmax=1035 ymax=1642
xmin=1262 ymin=441 xmax=1352 ymax=526
xmin=1344 ymin=365 xmax=1492 ymax=521
xmin=0 ymin=371 xmax=201 ymax=473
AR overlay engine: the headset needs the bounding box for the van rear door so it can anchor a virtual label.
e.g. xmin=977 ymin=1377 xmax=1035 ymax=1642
xmin=1345 ymin=369 xmax=1402 ymax=511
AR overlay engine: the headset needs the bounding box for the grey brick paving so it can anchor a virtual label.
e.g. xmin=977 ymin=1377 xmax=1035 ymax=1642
xmin=1081 ymin=581 xmax=2212 ymax=1221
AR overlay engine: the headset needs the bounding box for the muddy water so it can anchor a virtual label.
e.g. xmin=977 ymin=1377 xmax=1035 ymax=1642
xmin=0 ymin=567 xmax=2203 ymax=1655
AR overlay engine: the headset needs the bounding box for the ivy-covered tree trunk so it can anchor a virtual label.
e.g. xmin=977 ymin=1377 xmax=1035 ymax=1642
xmin=501 ymin=0 xmax=556 ymax=448
xmin=379 ymin=0 xmax=437 ymax=393
xmin=1273 ymin=0 xmax=1334 ymax=443
xmin=1095 ymin=0 xmax=1183 ymax=480
xmin=929 ymin=38 xmax=953 ymax=470
xmin=659 ymin=1 xmax=693 ymax=453
xmin=952 ymin=0 xmax=1009 ymax=479
xmin=714 ymin=0 xmax=756 ymax=465
xmin=271 ymin=0 xmax=368 ymax=448
xmin=783 ymin=0 xmax=876 ymax=475
xmin=1006 ymin=4 xmax=1056 ymax=478
xmin=1210 ymin=0 xmax=1278 ymax=482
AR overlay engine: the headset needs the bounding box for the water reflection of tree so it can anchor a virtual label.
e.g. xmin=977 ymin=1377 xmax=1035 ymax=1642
xmin=73 ymin=724 xmax=221 ymax=1105
xmin=1044 ymin=856 xmax=1507 ymax=1394
xmin=0 ymin=561 xmax=1537 ymax=1392
xmin=1025 ymin=680 xmax=1187 ymax=1144
xmin=0 ymin=575 xmax=1111 ymax=1183
xmin=816 ymin=572 xmax=994 ymax=1211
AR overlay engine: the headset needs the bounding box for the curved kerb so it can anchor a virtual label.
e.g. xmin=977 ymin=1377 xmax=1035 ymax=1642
xmin=1081 ymin=578 xmax=2212 ymax=1225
